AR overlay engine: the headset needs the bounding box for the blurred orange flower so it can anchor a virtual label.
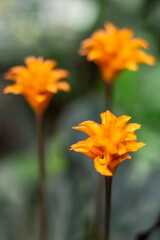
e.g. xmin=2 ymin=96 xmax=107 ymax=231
xmin=79 ymin=22 xmax=156 ymax=82
xmin=4 ymin=56 xmax=70 ymax=113
xmin=71 ymin=110 xmax=145 ymax=176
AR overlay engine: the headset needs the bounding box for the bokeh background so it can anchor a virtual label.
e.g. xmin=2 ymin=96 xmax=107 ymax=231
xmin=0 ymin=0 xmax=160 ymax=239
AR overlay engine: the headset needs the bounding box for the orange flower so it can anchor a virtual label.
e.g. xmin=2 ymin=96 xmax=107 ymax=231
xmin=71 ymin=110 xmax=145 ymax=176
xmin=4 ymin=56 xmax=70 ymax=113
xmin=79 ymin=22 xmax=156 ymax=82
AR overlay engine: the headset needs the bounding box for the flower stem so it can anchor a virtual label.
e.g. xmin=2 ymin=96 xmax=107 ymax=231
xmin=104 ymin=83 xmax=113 ymax=239
xmin=105 ymin=82 xmax=113 ymax=110
xmin=36 ymin=113 xmax=47 ymax=240
xmin=104 ymin=176 xmax=112 ymax=240
xmin=92 ymin=82 xmax=113 ymax=240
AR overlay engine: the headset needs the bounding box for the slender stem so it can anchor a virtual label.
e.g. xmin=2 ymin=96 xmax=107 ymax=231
xmin=105 ymin=82 xmax=113 ymax=111
xmin=104 ymin=82 xmax=113 ymax=239
xmin=36 ymin=113 xmax=47 ymax=240
xmin=92 ymin=81 xmax=113 ymax=240
xmin=104 ymin=176 xmax=112 ymax=240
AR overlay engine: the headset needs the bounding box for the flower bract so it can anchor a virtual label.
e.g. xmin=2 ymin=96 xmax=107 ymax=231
xmin=79 ymin=22 xmax=156 ymax=82
xmin=4 ymin=56 xmax=70 ymax=113
xmin=71 ymin=110 xmax=146 ymax=176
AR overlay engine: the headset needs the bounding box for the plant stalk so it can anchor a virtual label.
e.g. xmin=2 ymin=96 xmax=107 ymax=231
xmin=36 ymin=113 xmax=47 ymax=240
xmin=104 ymin=176 xmax=112 ymax=240
xmin=105 ymin=82 xmax=113 ymax=111
xmin=92 ymin=81 xmax=113 ymax=240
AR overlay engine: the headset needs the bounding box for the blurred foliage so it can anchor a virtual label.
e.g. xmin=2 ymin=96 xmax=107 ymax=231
xmin=1 ymin=0 xmax=160 ymax=239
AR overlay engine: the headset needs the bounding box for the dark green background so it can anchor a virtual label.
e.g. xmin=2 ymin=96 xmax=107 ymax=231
xmin=0 ymin=0 xmax=160 ymax=239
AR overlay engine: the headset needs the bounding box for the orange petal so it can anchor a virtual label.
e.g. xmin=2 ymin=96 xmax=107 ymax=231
xmin=98 ymin=138 xmax=118 ymax=154
xmin=4 ymin=66 xmax=27 ymax=80
xmin=124 ymin=123 xmax=141 ymax=132
xmin=104 ymin=22 xmax=118 ymax=34
xmin=35 ymin=94 xmax=47 ymax=103
xmin=70 ymin=140 xmax=87 ymax=150
xmin=115 ymin=115 xmax=132 ymax=128
xmin=118 ymin=143 xmax=127 ymax=155
xmin=112 ymin=131 xmax=125 ymax=145
xmin=125 ymin=61 xmax=138 ymax=71
xmin=71 ymin=139 xmax=99 ymax=160
xmin=52 ymin=69 xmax=69 ymax=79
xmin=71 ymin=137 xmax=103 ymax=156
xmin=4 ymin=84 xmax=22 ymax=94
xmin=105 ymin=110 xmax=116 ymax=123
xmin=109 ymin=153 xmax=131 ymax=169
xmin=25 ymin=56 xmax=43 ymax=69
xmin=84 ymin=151 xmax=97 ymax=160
xmin=120 ymin=28 xmax=134 ymax=39
xmin=131 ymin=38 xmax=149 ymax=49
xmin=79 ymin=121 xmax=102 ymax=136
xmin=54 ymin=81 xmax=71 ymax=92
xmin=43 ymin=59 xmax=57 ymax=69
xmin=87 ymin=50 xmax=101 ymax=61
xmin=80 ymin=39 xmax=94 ymax=48
xmin=71 ymin=147 xmax=97 ymax=160
xmin=72 ymin=126 xmax=94 ymax=136
xmin=125 ymin=141 xmax=146 ymax=152
xmin=100 ymin=112 xmax=106 ymax=124
xmin=70 ymin=146 xmax=88 ymax=153
xmin=125 ymin=132 xmax=137 ymax=141
xmin=94 ymin=156 xmax=116 ymax=176
xmin=136 ymin=50 xmax=156 ymax=65
xmin=46 ymin=85 xmax=58 ymax=93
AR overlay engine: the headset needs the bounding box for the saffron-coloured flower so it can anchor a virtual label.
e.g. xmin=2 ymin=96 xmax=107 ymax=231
xmin=4 ymin=56 xmax=70 ymax=113
xmin=71 ymin=110 xmax=145 ymax=176
xmin=79 ymin=22 xmax=156 ymax=82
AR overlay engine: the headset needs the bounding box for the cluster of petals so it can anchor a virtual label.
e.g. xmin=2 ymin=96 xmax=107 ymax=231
xmin=79 ymin=22 xmax=156 ymax=82
xmin=4 ymin=56 xmax=70 ymax=113
xmin=71 ymin=110 xmax=145 ymax=176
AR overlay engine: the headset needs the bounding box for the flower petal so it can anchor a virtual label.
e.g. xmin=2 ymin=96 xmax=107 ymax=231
xmin=109 ymin=153 xmax=131 ymax=169
xmin=71 ymin=110 xmax=146 ymax=176
xmin=79 ymin=121 xmax=102 ymax=136
xmin=105 ymin=110 xmax=116 ymax=124
xmin=72 ymin=126 xmax=94 ymax=136
xmin=52 ymin=69 xmax=69 ymax=80
xmin=79 ymin=22 xmax=156 ymax=82
xmin=4 ymin=84 xmax=22 ymax=94
xmin=54 ymin=81 xmax=71 ymax=92
xmin=124 ymin=123 xmax=141 ymax=132
xmin=125 ymin=141 xmax=146 ymax=152
xmin=115 ymin=115 xmax=132 ymax=128
xmin=4 ymin=56 xmax=70 ymax=113
xmin=43 ymin=60 xmax=57 ymax=69
xmin=137 ymin=50 xmax=156 ymax=65
xmin=35 ymin=94 xmax=47 ymax=103
xmin=94 ymin=156 xmax=117 ymax=176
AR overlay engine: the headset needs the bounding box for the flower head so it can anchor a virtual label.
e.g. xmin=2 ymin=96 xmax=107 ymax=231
xmin=4 ymin=56 xmax=70 ymax=113
xmin=79 ymin=22 xmax=156 ymax=82
xmin=71 ymin=110 xmax=145 ymax=176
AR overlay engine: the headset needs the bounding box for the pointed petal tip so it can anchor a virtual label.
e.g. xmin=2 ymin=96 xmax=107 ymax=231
xmin=140 ymin=142 xmax=146 ymax=147
xmin=148 ymin=56 xmax=156 ymax=66
xmin=72 ymin=126 xmax=79 ymax=130
xmin=70 ymin=144 xmax=76 ymax=150
xmin=105 ymin=110 xmax=116 ymax=120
